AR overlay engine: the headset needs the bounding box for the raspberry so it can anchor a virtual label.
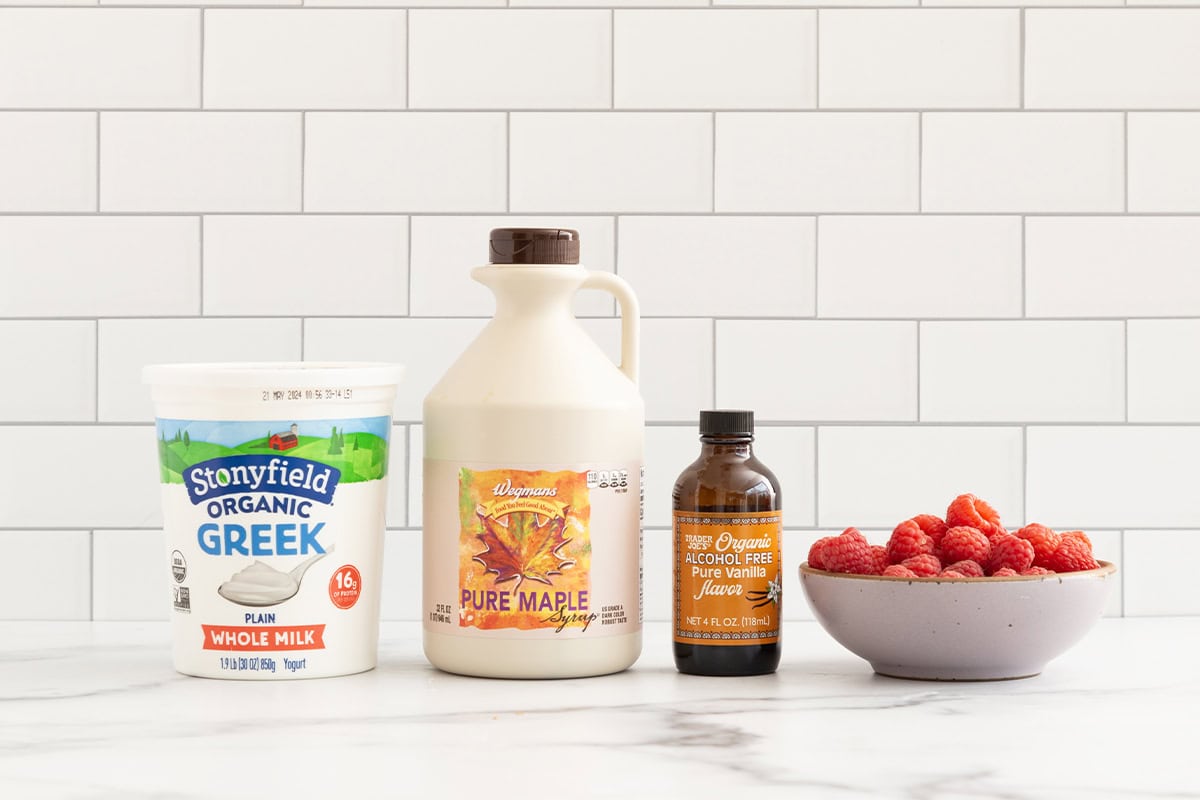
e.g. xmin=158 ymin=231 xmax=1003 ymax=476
xmin=946 ymin=494 xmax=1004 ymax=538
xmin=1047 ymin=536 xmax=1100 ymax=573
xmin=943 ymin=559 xmax=985 ymax=578
xmin=887 ymin=520 xmax=934 ymax=564
xmin=991 ymin=567 xmax=1019 ymax=577
xmin=910 ymin=514 xmax=949 ymax=547
xmin=940 ymin=526 xmax=991 ymax=566
xmin=870 ymin=545 xmax=890 ymax=575
xmin=988 ymin=533 xmax=1035 ymax=575
xmin=1061 ymin=530 xmax=1093 ymax=549
xmin=883 ymin=564 xmax=918 ymax=578
xmin=1021 ymin=566 xmax=1055 ymax=576
xmin=940 ymin=569 xmax=967 ymax=578
xmin=1016 ymin=524 xmax=1061 ymax=567
xmin=821 ymin=528 xmax=875 ymax=575
xmin=901 ymin=554 xmax=942 ymax=577
xmin=808 ymin=536 xmax=836 ymax=571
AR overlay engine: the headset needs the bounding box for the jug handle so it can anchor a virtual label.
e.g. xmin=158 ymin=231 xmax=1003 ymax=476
xmin=581 ymin=271 xmax=639 ymax=385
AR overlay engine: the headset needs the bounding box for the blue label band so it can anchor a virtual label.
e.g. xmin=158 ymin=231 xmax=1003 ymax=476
xmin=183 ymin=455 xmax=341 ymax=506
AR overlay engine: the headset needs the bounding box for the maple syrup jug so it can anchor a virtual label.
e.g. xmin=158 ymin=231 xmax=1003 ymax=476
xmin=422 ymin=228 xmax=644 ymax=678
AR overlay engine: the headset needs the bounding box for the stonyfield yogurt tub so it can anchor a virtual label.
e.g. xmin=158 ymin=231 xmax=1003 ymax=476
xmin=144 ymin=362 xmax=403 ymax=680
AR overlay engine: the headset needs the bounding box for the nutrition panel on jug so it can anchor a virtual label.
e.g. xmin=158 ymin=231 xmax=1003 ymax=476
xmin=422 ymin=228 xmax=645 ymax=679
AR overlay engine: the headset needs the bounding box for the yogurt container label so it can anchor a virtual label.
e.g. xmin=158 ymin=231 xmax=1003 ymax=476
xmin=157 ymin=416 xmax=391 ymax=679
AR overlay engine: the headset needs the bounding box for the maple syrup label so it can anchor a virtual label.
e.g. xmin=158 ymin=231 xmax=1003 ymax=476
xmin=424 ymin=460 xmax=642 ymax=638
xmin=674 ymin=511 xmax=782 ymax=646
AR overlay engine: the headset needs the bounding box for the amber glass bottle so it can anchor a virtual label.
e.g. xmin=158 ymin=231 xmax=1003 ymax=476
xmin=672 ymin=410 xmax=782 ymax=676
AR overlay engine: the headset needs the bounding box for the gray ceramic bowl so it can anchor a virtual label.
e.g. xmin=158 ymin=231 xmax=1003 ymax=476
xmin=799 ymin=562 xmax=1117 ymax=681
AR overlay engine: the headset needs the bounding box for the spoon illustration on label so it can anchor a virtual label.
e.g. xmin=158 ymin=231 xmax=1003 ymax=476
xmin=218 ymin=549 xmax=332 ymax=607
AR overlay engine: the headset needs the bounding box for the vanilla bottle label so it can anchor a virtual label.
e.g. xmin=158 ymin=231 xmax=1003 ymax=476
xmin=674 ymin=511 xmax=782 ymax=646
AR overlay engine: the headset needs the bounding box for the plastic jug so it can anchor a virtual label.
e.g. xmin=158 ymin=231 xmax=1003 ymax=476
xmin=422 ymin=228 xmax=644 ymax=678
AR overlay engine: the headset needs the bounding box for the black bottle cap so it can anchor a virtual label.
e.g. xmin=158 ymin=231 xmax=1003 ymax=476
xmin=699 ymin=410 xmax=754 ymax=436
xmin=489 ymin=228 xmax=580 ymax=265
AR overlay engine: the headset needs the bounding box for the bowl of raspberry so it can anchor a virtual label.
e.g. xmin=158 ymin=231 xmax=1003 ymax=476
xmin=799 ymin=494 xmax=1116 ymax=681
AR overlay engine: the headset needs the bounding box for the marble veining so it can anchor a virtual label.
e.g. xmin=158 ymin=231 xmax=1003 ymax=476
xmin=1 ymin=620 xmax=1197 ymax=799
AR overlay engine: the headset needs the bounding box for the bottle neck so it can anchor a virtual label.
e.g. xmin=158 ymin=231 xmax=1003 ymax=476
xmin=699 ymin=434 xmax=754 ymax=456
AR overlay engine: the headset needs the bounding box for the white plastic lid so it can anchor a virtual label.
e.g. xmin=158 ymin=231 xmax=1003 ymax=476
xmin=143 ymin=362 xmax=404 ymax=388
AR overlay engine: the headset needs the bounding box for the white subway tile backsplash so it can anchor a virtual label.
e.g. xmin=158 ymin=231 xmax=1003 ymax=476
xmin=715 ymin=113 xmax=919 ymax=212
xmin=410 ymin=11 xmax=609 ymax=109
xmin=409 ymin=216 xmax=615 ymax=317
xmin=92 ymin=530 xmax=168 ymax=621
xmin=1026 ymin=218 xmax=1200 ymax=318
xmin=819 ymin=10 xmax=1019 ymax=109
xmin=579 ymin=317 xmax=714 ymax=422
xmin=920 ymin=322 xmax=1126 ymax=422
xmin=0 ymin=10 xmax=199 ymax=108
xmin=922 ymin=113 xmax=1124 ymax=212
xmin=0 ymin=427 xmax=161 ymax=528
xmin=643 ymin=528 xmax=671 ymax=622
xmin=1027 ymin=428 xmax=1200 ymax=528
xmin=304 ymin=318 xmax=488 ymax=422
xmin=407 ymin=424 xmax=423 ymax=527
xmin=305 ymin=113 xmax=506 ymax=212
xmin=386 ymin=426 xmax=408 ymax=528
xmin=1124 ymin=531 xmax=1200 ymax=616
xmin=0 ymin=322 xmax=95 ymax=422
xmin=817 ymin=216 xmax=1021 ymax=319
xmin=1128 ymin=321 xmax=1200 ymax=423
xmin=644 ymin=425 xmax=814 ymax=527
xmin=97 ymin=319 xmax=301 ymax=423
xmin=716 ymin=321 xmax=917 ymax=421
xmin=380 ymin=532 xmax=421 ymax=620
xmin=1026 ymin=11 xmax=1200 ymax=110
xmin=1129 ymin=114 xmax=1200 ymax=212
xmin=614 ymin=10 xmax=815 ymax=110
xmin=639 ymin=319 xmax=714 ymax=422
xmin=819 ymin=426 xmax=1023 ymax=528
xmin=203 ymin=216 xmax=408 ymax=316
xmin=204 ymin=10 xmax=405 ymax=110
xmin=511 ymin=113 xmax=712 ymax=212
xmin=0 ymin=113 xmax=95 ymax=212
xmin=0 ymin=217 xmax=199 ymax=317
xmin=0 ymin=532 xmax=91 ymax=620
xmin=100 ymin=112 xmax=301 ymax=212
xmin=618 ymin=216 xmax=815 ymax=317
xmin=2 ymin=2 xmax=1199 ymax=617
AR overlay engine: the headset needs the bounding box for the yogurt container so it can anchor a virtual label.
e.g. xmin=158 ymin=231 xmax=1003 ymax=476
xmin=144 ymin=362 xmax=403 ymax=680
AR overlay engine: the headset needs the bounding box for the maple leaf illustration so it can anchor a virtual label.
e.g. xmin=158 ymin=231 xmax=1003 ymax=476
xmin=473 ymin=509 xmax=574 ymax=587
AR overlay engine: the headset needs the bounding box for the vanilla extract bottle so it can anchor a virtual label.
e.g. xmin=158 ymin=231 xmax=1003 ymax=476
xmin=672 ymin=410 xmax=782 ymax=676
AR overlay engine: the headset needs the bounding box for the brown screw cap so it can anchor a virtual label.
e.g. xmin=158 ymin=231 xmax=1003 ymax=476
xmin=489 ymin=228 xmax=580 ymax=265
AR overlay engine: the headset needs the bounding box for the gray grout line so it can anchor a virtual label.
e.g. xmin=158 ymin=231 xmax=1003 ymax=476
xmin=198 ymin=216 xmax=205 ymax=314
xmin=406 ymin=214 xmax=414 ymax=316
xmin=1018 ymin=7 xmax=1025 ymax=110
xmin=813 ymin=427 xmax=820 ymax=527
xmin=93 ymin=319 xmax=100 ymax=422
xmin=710 ymin=111 xmax=716 ymax=213
xmin=2 ymin=313 xmax=1198 ymax=322
xmin=10 ymin=420 xmax=1200 ymax=428
xmin=917 ymin=111 xmax=923 ymax=212
xmin=1020 ymin=215 xmax=1027 ymax=318
xmin=300 ymin=111 xmax=307 ymax=212
xmin=1 ymin=107 xmax=1184 ymax=113
xmin=7 ymin=210 xmax=1187 ymax=217
xmin=609 ymin=9 xmax=615 ymax=110
xmin=1124 ymin=318 xmax=1130 ymax=422
xmin=94 ymin=111 xmax=101 ymax=212
xmin=1021 ymin=424 xmax=1028 ymax=525
xmin=11 ymin=4 xmax=1189 ymax=8
xmin=1123 ymin=111 xmax=1130 ymax=213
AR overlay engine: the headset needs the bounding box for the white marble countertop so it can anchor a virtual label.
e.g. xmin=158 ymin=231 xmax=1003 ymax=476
xmin=2 ymin=619 xmax=1196 ymax=799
